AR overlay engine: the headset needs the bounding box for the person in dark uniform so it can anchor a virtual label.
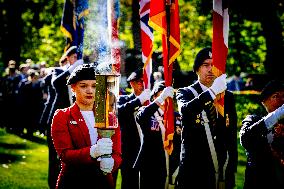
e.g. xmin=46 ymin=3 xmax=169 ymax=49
xmin=39 ymin=55 xmax=69 ymax=189
xmin=240 ymin=80 xmax=284 ymax=189
xmin=52 ymin=46 xmax=83 ymax=110
xmin=48 ymin=46 xmax=83 ymax=189
xmin=117 ymin=68 xmax=151 ymax=189
xmin=39 ymin=56 xmax=68 ymax=135
xmin=135 ymin=81 xmax=175 ymax=189
xmin=175 ymin=47 xmax=238 ymax=189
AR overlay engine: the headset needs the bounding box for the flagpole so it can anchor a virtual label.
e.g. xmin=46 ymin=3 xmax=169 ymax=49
xmin=165 ymin=2 xmax=172 ymax=187
xmin=165 ymin=0 xmax=171 ymax=86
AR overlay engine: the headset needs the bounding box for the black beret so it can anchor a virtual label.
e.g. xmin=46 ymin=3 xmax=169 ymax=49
xmin=127 ymin=68 xmax=143 ymax=82
xmin=67 ymin=63 xmax=96 ymax=85
xmin=193 ymin=47 xmax=212 ymax=72
xmin=260 ymin=80 xmax=284 ymax=102
xmin=151 ymin=80 xmax=166 ymax=99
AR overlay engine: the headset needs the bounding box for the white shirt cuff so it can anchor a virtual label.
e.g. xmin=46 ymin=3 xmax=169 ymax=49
xmin=90 ymin=145 xmax=97 ymax=159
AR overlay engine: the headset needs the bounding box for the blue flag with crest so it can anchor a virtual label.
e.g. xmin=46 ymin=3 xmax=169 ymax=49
xmin=61 ymin=0 xmax=89 ymax=59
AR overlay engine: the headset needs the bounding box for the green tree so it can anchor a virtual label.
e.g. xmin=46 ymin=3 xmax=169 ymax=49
xmin=0 ymin=0 xmax=283 ymax=80
xmin=119 ymin=0 xmax=284 ymax=80
xmin=0 ymin=0 xmax=65 ymax=69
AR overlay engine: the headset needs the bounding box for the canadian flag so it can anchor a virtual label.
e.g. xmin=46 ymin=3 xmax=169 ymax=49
xmin=212 ymin=0 xmax=229 ymax=116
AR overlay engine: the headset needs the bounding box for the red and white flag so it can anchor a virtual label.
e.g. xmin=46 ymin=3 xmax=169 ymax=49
xmin=149 ymin=0 xmax=181 ymax=155
xmin=139 ymin=0 xmax=153 ymax=89
xmin=212 ymin=0 xmax=229 ymax=116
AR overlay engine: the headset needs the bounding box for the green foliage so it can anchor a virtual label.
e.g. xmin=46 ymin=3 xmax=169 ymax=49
xmin=228 ymin=19 xmax=266 ymax=75
xmin=234 ymin=93 xmax=266 ymax=126
xmin=20 ymin=0 xmax=65 ymax=67
xmin=118 ymin=0 xmax=270 ymax=76
xmin=119 ymin=1 xmax=134 ymax=49
xmin=6 ymin=0 xmax=281 ymax=76
xmin=178 ymin=0 xmax=212 ymax=71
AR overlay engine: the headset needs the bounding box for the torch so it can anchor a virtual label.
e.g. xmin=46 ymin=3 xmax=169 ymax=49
xmin=90 ymin=0 xmax=121 ymax=171
xmin=93 ymin=71 xmax=120 ymax=163
xmin=93 ymin=70 xmax=119 ymax=176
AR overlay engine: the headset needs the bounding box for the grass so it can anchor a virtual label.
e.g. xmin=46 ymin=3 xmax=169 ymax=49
xmin=1 ymin=92 xmax=261 ymax=189
xmin=236 ymin=133 xmax=246 ymax=189
xmin=0 ymin=127 xmax=247 ymax=189
xmin=0 ymin=129 xmax=49 ymax=189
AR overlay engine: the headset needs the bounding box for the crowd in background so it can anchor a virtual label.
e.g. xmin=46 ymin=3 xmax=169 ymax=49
xmin=0 ymin=46 xmax=283 ymax=189
xmin=0 ymin=58 xmax=249 ymax=138
xmin=0 ymin=59 xmax=50 ymax=136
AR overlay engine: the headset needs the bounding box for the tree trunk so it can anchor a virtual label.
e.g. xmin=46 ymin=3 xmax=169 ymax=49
xmin=261 ymin=2 xmax=284 ymax=81
xmin=1 ymin=0 xmax=23 ymax=67
xmin=131 ymin=0 xmax=141 ymax=51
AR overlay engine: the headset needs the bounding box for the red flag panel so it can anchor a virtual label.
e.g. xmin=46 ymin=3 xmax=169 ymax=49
xmin=212 ymin=0 xmax=229 ymax=116
xmin=149 ymin=0 xmax=181 ymax=155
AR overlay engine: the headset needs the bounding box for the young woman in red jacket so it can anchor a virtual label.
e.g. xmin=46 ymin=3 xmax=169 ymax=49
xmin=51 ymin=63 xmax=121 ymax=189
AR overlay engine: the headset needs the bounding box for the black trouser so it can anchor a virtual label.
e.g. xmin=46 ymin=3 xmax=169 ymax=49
xmin=121 ymin=165 xmax=140 ymax=189
xmin=47 ymin=127 xmax=60 ymax=189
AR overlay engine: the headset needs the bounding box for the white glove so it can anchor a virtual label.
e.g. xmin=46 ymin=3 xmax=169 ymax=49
xmin=67 ymin=59 xmax=84 ymax=73
xmin=138 ymin=89 xmax=151 ymax=104
xmin=90 ymin=138 xmax=113 ymax=159
xmin=155 ymin=86 xmax=175 ymax=105
xmin=99 ymin=157 xmax=114 ymax=173
xmin=264 ymin=103 xmax=284 ymax=130
xmin=210 ymin=74 xmax=227 ymax=95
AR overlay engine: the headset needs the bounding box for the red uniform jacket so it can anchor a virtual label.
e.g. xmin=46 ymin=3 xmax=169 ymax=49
xmin=51 ymin=103 xmax=122 ymax=189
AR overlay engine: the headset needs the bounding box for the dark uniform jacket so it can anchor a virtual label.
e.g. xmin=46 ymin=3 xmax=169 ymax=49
xmin=135 ymin=102 xmax=182 ymax=189
xmin=39 ymin=67 xmax=64 ymax=189
xmin=52 ymin=68 xmax=73 ymax=110
xmin=135 ymin=102 xmax=167 ymax=189
xmin=117 ymin=93 xmax=142 ymax=168
xmin=175 ymin=81 xmax=238 ymax=189
xmin=117 ymin=93 xmax=142 ymax=189
xmin=40 ymin=68 xmax=64 ymax=127
xmin=240 ymin=115 xmax=284 ymax=189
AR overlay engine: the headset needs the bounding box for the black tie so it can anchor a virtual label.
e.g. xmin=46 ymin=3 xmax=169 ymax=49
xmin=208 ymin=102 xmax=217 ymax=128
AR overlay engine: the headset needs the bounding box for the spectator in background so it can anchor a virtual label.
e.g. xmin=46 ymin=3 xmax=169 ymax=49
xmin=39 ymin=61 xmax=48 ymax=79
xmin=227 ymin=72 xmax=245 ymax=91
xmin=25 ymin=58 xmax=33 ymax=67
xmin=240 ymin=80 xmax=284 ymax=189
xmin=51 ymin=64 xmax=121 ymax=189
xmin=245 ymin=77 xmax=254 ymax=90
xmin=18 ymin=63 xmax=29 ymax=82
xmin=18 ymin=69 xmax=44 ymax=136
xmin=1 ymin=60 xmax=22 ymax=133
